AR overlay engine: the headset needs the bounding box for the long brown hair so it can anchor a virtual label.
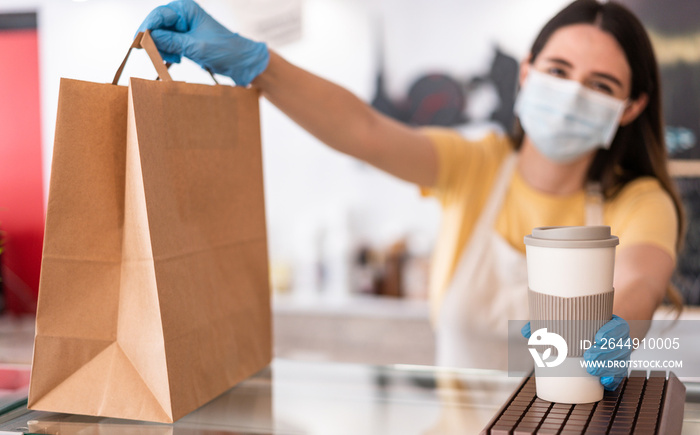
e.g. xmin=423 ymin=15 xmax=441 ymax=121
xmin=516 ymin=0 xmax=686 ymax=309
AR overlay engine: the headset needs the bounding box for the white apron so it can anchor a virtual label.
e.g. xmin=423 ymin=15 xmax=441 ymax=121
xmin=435 ymin=154 xmax=603 ymax=369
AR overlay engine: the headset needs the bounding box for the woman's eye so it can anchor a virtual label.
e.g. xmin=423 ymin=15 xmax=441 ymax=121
xmin=546 ymin=67 xmax=567 ymax=77
xmin=589 ymin=81 xmax=614 ymax=95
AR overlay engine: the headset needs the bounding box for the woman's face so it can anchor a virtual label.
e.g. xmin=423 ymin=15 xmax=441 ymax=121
xmin=520 ymin=23 xmax=646 ymax=126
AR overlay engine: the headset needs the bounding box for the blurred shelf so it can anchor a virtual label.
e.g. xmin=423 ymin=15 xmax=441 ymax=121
xmin=669 ymin=159 xmax=700 ymax=177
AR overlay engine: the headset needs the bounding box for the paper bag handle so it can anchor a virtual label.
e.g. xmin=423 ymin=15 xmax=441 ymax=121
xmin=112 ymin=30 xmax=173 ymax=85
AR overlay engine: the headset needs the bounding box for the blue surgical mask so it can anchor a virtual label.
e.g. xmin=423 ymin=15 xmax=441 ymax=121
xmin=514 ymin=69 xmax=626 ymax=163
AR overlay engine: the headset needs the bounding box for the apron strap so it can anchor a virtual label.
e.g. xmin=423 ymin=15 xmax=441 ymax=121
xmin=585 ymin=182 xmax=604 ymax=226
xmin=470 ymin=153 xmax=519 ymax=242
xmin=441 ymin=153 xmax=518 ymax=305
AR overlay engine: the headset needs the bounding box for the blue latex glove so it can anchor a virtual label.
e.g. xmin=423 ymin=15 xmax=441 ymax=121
xmin=521 ymin=316 xmax=631 ymax=391
xmin=521 ymin=321 xmax=531 ymax=339
xmin=136 ymin=0 xmax=269 ymax=86
xmin=584 ymin=315 xmax=631 ymax=391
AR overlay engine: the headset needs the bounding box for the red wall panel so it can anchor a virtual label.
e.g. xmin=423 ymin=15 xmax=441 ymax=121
xmin=0 ymin=28 xmax=44 ymax=313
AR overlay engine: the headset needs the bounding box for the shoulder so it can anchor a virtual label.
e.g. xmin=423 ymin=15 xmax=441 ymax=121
xmin=609 ymin=177 xmax=674 ymax=211
xmin=421 ymin=128 xmax=513 ymax=199
xmin=422 ymin=127 xmax=513 ymax=181
xmin=422 ymin=127 xmax=512 ymax=157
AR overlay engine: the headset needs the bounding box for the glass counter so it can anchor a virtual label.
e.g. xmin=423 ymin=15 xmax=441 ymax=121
xmin=1 ymin=359 xmax=698 ymax=434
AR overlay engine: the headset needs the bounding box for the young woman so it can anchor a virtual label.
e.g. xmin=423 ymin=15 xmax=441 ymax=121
xmin=138 ymin=0 xmax=684 ymax=390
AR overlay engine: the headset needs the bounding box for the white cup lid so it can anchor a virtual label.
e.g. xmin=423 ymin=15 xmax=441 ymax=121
xmin=524 ymin=226 xmax=619 ymax=248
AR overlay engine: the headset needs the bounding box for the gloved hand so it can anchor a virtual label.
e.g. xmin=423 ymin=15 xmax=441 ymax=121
xmin=136 ymin=0 xmax=269 ymax=86
xmin=521 ymin=321 xmax=531 ymax=339
xmin=521 ymin=315 xmax=631 ymax=391
xmin=584 ymin=315 xmax=631 ymax=391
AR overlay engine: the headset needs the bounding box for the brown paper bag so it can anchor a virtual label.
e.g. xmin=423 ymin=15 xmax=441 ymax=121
xmin=28 ymin=32 xmax=272 ymax=423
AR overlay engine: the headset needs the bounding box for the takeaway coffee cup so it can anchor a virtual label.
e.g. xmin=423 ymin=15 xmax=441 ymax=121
xmin=524 ymin=226 xmax=619 ymax=403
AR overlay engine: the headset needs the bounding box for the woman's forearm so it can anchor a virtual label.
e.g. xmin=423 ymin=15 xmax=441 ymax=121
xmin=613 ymin=280 xmax=659 ymax=340
xmin=612 ymin=245 xmax=674 ymax=340
xmin=252 ymin=51 xmax=438 ymax=187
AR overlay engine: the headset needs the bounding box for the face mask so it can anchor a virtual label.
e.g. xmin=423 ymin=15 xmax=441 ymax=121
xmin=514 ymin=69 xmax=626 ymax=164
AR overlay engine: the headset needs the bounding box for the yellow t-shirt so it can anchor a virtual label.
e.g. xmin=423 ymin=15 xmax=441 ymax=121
xmin=421 ymin=127 xmax=678 ymax=319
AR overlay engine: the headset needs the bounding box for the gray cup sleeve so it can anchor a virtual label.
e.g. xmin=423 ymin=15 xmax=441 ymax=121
xmin=528 ymin=288 xmax=614 ymax=358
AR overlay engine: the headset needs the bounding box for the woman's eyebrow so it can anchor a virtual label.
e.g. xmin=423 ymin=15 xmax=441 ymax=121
xmin=545 ymin=57 xmax=573 ymax=68
xmin=545 ymin=57 xmax=623 ymax=88
xmin=591 ymin=71 xmax=623 ymax=88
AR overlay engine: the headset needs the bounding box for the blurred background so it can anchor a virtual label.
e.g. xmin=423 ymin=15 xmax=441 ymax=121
xmin=0 ymin=0 xmax=699 ymax=364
